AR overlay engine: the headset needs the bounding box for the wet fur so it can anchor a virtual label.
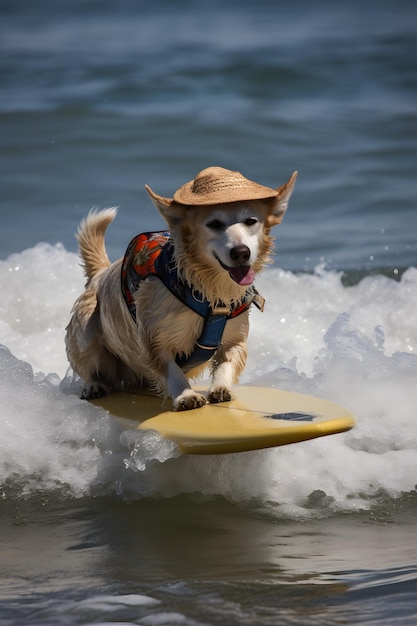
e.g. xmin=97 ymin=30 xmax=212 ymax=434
xmin=65 ymin=171 xmax=297 ymax=410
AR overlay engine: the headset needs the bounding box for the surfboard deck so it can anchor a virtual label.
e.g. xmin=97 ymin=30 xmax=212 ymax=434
xmin=91 ymin=385 xmax=355 ymax=455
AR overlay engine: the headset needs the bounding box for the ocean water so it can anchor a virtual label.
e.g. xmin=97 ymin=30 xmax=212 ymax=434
xmin=1 ymin=1 xmax=417 ymax=624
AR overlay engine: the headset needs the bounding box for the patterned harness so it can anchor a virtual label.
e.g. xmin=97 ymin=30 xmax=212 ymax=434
xmin=121 ymin=231 xmax=264 ymax=373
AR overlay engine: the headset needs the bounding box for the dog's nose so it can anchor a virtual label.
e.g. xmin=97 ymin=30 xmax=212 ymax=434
xmin=230 ymin=245 xmax=250 ymax=264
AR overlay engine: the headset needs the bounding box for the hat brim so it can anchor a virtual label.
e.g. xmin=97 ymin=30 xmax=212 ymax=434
xmin=172 ymin=181 xmax=278 ymax=206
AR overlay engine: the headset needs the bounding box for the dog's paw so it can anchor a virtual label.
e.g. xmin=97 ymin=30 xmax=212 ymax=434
xmin=81 ymin=382 xmax=110 ymax=400
xmin=174 ymin=389 xmax=208 ymax=411
xmin=208 ymin=386 xmax=234 ymax=404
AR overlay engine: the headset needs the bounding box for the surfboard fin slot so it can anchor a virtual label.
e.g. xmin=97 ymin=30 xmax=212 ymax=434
xmin=265 ymin=412 xmax=317 ymax=422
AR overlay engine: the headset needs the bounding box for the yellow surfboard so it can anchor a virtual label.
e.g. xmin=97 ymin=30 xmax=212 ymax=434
xmin=91 ymin=385 xmax=355 ymax=455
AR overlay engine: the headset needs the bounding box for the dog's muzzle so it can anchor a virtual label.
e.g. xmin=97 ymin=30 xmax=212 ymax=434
xmin=213 ymin=251 xmax=255 ymax=286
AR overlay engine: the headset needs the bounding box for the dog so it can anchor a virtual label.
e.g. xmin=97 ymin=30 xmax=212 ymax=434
xmin=65 ymin=166 xmax=297 ymax=410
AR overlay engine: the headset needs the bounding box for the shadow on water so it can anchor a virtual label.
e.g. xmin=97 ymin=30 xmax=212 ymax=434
xmin=1 ymin=494 xmax=417 ymax=624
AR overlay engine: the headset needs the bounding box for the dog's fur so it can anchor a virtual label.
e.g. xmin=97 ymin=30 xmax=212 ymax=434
xmin=65 ymin=171 xmax=297 ymax=410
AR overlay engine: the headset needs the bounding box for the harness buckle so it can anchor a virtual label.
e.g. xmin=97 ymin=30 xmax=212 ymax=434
xmin=212 ymin=305 xmax=230 ymax=315
xmin=252 ymin=292 xmax=265 ymax=312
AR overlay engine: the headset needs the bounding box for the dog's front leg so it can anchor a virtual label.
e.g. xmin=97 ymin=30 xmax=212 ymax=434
xmin=208 ymin=341 xmax=247 ymax=404
xmin=166 ymin=361 xmax=207 ymax=411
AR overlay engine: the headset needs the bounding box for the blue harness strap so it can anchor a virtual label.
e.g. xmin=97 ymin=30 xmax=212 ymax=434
xmin=175 ymin=311 xmax=228 ymax=373
xmin=121 ymin=231 xmax=264 ymax=372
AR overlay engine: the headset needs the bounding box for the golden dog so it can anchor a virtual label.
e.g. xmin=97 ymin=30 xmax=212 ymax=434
xmin=65 ymin=166 xmax=297 ymax=410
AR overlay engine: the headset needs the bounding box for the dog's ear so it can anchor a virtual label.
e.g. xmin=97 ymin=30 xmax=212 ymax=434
xmin=265 ymin=171 xmax=298 ymax=228
xmin=145 ymin=185 xmax=187 ymax=227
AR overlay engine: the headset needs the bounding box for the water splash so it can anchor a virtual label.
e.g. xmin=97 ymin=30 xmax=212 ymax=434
xmin=0 ymin=245 xmax=416 ymax=517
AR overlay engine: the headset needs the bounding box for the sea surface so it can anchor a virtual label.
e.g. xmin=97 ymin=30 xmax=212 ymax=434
xmin=1 ymin=1 xmax=417 ymax=624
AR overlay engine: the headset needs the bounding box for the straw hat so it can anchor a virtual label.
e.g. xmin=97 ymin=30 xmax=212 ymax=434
xmin=146 ymin=166 xmax=279 ymax=207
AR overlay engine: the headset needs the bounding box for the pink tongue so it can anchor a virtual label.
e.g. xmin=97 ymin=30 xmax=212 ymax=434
xmin=229 ymin=265 xmax=255 ymax=286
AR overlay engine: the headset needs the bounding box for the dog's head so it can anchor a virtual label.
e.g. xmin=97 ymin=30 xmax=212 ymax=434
xmin=146 ymin=167 xmax=297 ymax=302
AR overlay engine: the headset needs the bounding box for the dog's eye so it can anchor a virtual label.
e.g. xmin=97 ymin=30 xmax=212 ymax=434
xmin=244 ymin=217 xmax=258 ymax=227
xmin=206 ymin=219 xmax=225 ymax=231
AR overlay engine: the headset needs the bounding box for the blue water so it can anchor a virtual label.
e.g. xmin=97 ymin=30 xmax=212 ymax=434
xmin=1 ymin=1 xmax=417 ymax=624
xmin=1 ymin=0 xmax=416 ymax=271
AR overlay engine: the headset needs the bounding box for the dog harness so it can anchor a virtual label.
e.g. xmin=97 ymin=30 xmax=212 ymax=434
xmin=121 ymin=231 xmax=264 ymax=373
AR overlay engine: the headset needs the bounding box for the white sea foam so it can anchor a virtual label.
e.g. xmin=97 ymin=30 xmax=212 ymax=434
xmin=45 ymin=593 xmax=163 ymax=626
xmin=0 ymin=243 xmax=416 ymax=516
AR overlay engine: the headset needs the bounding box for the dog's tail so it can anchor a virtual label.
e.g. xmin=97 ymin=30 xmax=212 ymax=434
xmin=76 ymin=208 xmax=117 ymax=282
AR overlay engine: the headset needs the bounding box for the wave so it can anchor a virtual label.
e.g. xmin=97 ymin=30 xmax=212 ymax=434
xmin=1 ymin=243 xmax=416 ymax=518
